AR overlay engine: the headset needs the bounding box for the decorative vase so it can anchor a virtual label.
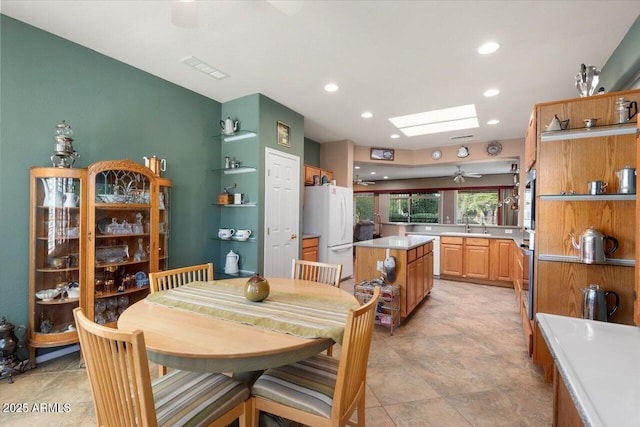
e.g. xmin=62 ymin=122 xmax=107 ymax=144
xmin=244 ymin=273 xmax=270 ymax=302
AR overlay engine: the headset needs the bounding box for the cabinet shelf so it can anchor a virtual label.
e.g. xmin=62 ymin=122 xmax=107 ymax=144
xmin=539 ymin=194 xmax=636 ymax=201
xmin=36 ymin=297 xmax=80 ymax=305
xmin=538 ymin=254 xmax=635 ymax=267
xmin=37 ymin=205 xmax=80 ymax=210
xmin=36 ymin=266 xmax=80 ymax=273
xmin=213 ymin=166 xmax=256 ymax=175
xmin=95 ymin=259 xmax=149 ymax=269
xmin=94 ymin=203 xmax=150 ymax=209
xmin=95 ymin=233 xmax=150 ymax=239
xmin=540 ymin=122 xmax=637 ymax=141
xmin=95 ymin=285 xmax=149 ymax=300
xmin=213 ymin=130 xmax=257 ymax=142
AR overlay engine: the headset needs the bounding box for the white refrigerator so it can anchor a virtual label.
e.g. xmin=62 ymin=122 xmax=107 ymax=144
xmin=303 ymin=185 xmax=353 ymax=280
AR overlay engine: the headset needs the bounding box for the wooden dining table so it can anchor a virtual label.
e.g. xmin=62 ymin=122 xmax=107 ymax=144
xmin=117 ymin=277 xmax=359 ymax=377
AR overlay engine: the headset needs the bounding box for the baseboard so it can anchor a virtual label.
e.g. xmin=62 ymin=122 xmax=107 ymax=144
xmin=35 ymin=344 xmax=80 ymax=364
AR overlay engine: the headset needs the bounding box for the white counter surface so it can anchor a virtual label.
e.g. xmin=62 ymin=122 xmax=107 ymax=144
xmin=536 ymin=313 xmax=640 ymax=427
xmin=353 ymin=235 xmax=433 ymax=250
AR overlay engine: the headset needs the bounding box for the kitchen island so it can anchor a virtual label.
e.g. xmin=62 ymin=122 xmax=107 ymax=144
xmin=354 ymin=235 xmax=434 ymax=318
xmin=537 ymin=313 xmax=640 ymax=427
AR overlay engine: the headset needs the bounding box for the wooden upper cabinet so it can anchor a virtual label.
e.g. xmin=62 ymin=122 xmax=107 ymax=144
xmin=524 ymin=108 xmax=537 ymax=172
xmin=636 ymin=118 xmax=640 ymax=326
xmin=304 ymin=164 xmax=333 ymax=186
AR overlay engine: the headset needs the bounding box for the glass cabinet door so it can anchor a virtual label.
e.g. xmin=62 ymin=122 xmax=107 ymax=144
xmin=28 ymin=167 xmax=86 ymax=360
xmin=87 ymin=160 xmax=154 ymax=327
xmin=157 ymin=178 xmax=172 ymax=271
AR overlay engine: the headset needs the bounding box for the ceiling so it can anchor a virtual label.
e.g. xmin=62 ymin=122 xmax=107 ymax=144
xmin=3 ymin=1 xmax=639 ymax=180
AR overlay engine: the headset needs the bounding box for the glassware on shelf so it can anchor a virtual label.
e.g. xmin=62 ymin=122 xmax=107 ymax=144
xmin=133 ymin=238 xmax=148 ymax=262
xmin=95 ymin=299 xmax=106 ymax=313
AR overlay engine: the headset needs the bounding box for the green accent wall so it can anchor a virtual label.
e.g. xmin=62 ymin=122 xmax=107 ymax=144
xmin=0 ymin=16 xmax=221 ymax=329
xmin=304 ymin=137 xmax=321 ymax=167
xmin=601 ymin=15 xmax=640 ymax=91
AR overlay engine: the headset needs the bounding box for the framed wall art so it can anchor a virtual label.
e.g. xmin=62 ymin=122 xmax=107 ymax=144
xmin=370 ymin=148 xmax=394 ymax=161
xmin=277 ymin=121 xmax=290 ymax=147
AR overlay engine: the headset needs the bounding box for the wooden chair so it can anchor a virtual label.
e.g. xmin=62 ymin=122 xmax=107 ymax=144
xmin=149 ymin=263 xmax=214 ymax=376
xmin=291 ymin=259 xmax=342 ymax=287
xmin=249 ymin=287 xmax=380 ymax=427
xmin=73 ymin=307 xmax=251 ymax=427
xmin=149 ymin=262 xmax=213 ymax=293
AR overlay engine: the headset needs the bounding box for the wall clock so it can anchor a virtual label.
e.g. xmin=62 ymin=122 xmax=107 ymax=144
xmin=431 ymin=150 xmax=442 ymax=160
xmin=487 ymin=141 xmax=502 ymax=156
xmin=457 ymin=146 xmax=469 ymax=158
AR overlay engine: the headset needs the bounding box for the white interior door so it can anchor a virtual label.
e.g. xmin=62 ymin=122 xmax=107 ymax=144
xmin=264 ymin=148 xmax=300 ymax=277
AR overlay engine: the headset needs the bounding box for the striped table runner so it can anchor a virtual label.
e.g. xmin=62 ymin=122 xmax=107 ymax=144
xmin=145 ymin=281 xmax=359 ymax=343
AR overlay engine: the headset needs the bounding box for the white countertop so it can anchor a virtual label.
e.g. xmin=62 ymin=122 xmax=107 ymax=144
xmin=353 ymin=235 xmax=433 ymax=250
xmin=536 ymin=313 xmax=640 ymax=427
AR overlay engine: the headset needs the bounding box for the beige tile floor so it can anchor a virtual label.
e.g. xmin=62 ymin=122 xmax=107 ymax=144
xmin=0 ymin=278 xmax=552 ymax=426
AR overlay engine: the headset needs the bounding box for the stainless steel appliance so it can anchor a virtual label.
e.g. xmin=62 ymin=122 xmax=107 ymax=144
xmin=523 ymin=169 xmax=536 ymax=231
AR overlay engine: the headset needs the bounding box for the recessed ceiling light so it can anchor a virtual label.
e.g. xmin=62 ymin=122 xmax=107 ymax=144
xmin=354 ymin=166 xmax=361 ymax=169
xmin=487 ymin=119 xmax=500 ymax=125
xmin=361 ymin=112 xmax=373 ymax=119
xmin=478 ymin=41 xmax=500 ymax=55
xmin=483 ymin=88 xmax=500 ymax=97
xmin=383 ymin=176 xmax=389 ymax=180
xmin=324 ymin=83 xmax=339 ymax=92
xmin=370 ymin=171 xmax=376 ymax=175
xmin=390 ymin=134 xmax=400 ymax=139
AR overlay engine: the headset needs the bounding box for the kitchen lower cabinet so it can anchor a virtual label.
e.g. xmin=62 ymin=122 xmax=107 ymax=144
xmin=489 ymin=239 xmax=512 ymax=282
xmin=354 ymin=236 xmax=433 ymax=319
xmin=441 ymin=237 xmax=463 ymax=276
xmin=301 ymin=236 xmax=319 ymax=262
xmin=464 ymin=238 xmax=489 ymax=280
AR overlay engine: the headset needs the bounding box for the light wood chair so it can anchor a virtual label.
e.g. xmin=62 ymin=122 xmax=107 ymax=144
xmin=149 ymin=262 xmax=214 ymax=376
xmin=291 ymin=259 xmax=342 ymax=287
xmin=249 ymin=287 xmax=380 ymax=427
xmin=73 ymin=307 xmax=251 ymax=427
xmin=149 ymin=262 xmax=213 ymax=293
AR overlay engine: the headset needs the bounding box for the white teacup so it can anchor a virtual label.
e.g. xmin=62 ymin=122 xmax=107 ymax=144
xmin=218 ymin=228 xmax=235 ymax=240
xmin=235 ymin=229 xmax=252 ymax=241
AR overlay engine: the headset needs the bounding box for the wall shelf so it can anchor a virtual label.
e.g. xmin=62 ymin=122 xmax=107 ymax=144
xmin=213 ymin=130 xmax=257 ymax=142
xmin=214 ymin=270 xmax=255 ymax=280
xmin=215 ymin=202 xmax=256 ymax=208
xmin=540 ymin=122 xmax=637 ymax=142
xmin=213 ymin=166 xmax=256 ymax=175
xmin=539 ymin=194 xmax=636 ymax=201
xmin=212 ymin=237 xmax=257 ymax=243
xmin=538 ymin=254 xmax=635 ymax=267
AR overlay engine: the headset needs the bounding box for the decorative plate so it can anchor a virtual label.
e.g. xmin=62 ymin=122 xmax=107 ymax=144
xmin=457 ymin=146 xmax=469 ymax=158
xmin=431 ymin=150 xmax=442 ymax=160
xmin=487 ymin=141 xmax=502 ymax=156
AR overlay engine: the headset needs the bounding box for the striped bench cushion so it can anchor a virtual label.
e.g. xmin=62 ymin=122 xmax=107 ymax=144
xmin=251 ymin=354 xmax=339 ymax=418
xmin=153 ymin=370 xmax=249 ymax=426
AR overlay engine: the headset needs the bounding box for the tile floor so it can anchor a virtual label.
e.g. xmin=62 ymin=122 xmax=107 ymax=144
xmin=0 ymin=278 xmax=552 ymax=426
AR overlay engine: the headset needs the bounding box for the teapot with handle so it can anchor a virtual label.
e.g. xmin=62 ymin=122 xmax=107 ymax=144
xmin=615 ymin=97 xmax=638 ymax=124
xmin=220 ymin=117 xmax=238 ymax=135
xmin=581 ymin=284 xmax=619 ymax=321
xmin=224 ymin=250 xmax=240 ymax=274
xmin=569 ymin=226 xmax=618 ymax=264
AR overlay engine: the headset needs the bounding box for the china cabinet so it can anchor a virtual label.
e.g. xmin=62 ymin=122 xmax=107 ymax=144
xmin=28 ymin=167 xmax=87 ymax=362
xmin=527 ymin=89 xmax=639 ymax=380
xmin=86 ymin=159 xmax=170 ymax=327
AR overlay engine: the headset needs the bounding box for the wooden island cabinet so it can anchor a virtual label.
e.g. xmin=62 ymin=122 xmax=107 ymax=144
xmin=354 ymin=235 xmax=433 ymax=319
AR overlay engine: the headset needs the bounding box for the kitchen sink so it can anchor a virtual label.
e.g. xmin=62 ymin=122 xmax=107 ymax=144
xmin=440 ymin=232 xmax=492 ymax=237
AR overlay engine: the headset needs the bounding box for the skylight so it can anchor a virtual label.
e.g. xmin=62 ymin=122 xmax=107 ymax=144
xmin=389 ymin=104 xmax=480 ymax=137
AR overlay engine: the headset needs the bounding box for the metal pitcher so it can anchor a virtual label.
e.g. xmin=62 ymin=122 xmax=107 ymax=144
xmin=569 ymin=226 xmax=618 ymax=264
xmin=581 ymin=284 xmax=619 ymax=321
xmin=616 ymin=166 xmax=636 ymax=194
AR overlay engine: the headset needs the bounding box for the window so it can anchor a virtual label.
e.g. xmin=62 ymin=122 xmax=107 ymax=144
xmin=354 ymin=192 xmax=374 ymax=223
xmin=389 ymin=192 xmax=440 ymax=223
xmin=456 ymin=190 xmax=499 ymax=225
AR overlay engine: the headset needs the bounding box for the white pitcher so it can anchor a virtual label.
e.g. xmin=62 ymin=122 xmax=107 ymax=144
xmin=224 ymin=250 xmax=239 ymax=274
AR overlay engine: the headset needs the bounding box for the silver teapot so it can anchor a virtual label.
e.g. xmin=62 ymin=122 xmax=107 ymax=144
xmin=615 ymin=97 xmax=638 ymax=124
xmin=581 ymin=284 xmax=619 ymax=321
xmin=569 ymin=226 xmax=618 ymax=264
xmin=220 ymin=117 xmax=238 ymax=135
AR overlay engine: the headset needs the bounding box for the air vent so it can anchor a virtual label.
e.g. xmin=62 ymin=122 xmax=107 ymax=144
xmin=450 ymin=134 xmax=474 ymax=140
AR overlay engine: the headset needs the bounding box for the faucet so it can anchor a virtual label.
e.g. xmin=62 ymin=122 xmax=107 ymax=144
xmin=464 ymin=215 xmax=470 ymax=233
xmin=481 ymin=217 xmax=488 ymax=234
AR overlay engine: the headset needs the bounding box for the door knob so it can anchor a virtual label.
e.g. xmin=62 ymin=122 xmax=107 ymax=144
xmin=290 ymin=234 xmax=298 ymax=239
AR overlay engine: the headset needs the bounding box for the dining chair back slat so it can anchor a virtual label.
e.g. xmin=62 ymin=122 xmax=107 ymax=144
xmin=291 ymin=259 xmax=342 ymax=287
xmin=149 ymin=263 xmax=213 ymax=293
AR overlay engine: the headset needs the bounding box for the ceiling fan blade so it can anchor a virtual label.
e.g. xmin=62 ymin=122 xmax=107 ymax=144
xmin=466 ymin=173 xmax=483 ymax=178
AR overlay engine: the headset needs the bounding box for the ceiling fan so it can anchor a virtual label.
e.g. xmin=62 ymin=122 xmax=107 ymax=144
xmin=452 ymin=166 xmax=482 ymax=184
xmin=353 ymin=175 xmax=376 ymax=186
